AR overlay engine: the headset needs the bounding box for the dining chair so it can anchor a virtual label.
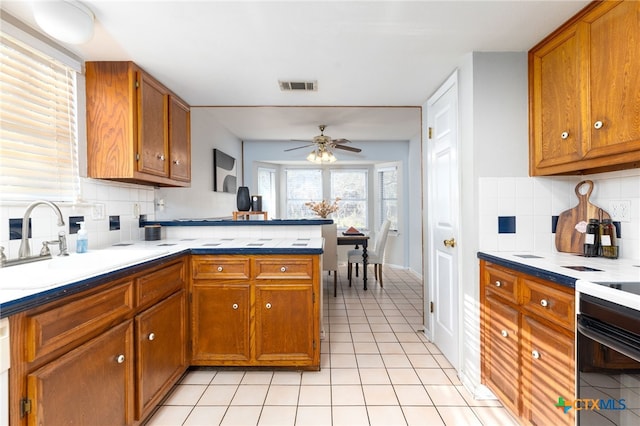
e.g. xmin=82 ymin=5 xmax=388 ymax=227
xmin=321 ymin=223 xmax=339 ymax=296
xmin=347 ymin=220 xmax=391 ymax=288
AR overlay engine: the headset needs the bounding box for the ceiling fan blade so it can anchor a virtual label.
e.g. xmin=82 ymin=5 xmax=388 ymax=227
xmin=284 ymin=143 xmax=315 ymax=152
xmin=334 ymin=144 xmax=362 ymax=153
xmin=332 ymin=138 xmax=351 ymax=144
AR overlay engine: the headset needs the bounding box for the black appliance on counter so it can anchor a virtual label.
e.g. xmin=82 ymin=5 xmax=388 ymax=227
xmin=577 ymin=285 xmax=640 ymax=426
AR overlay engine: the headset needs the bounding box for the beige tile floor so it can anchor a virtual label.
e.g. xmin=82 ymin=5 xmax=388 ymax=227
xmin=146 ymin=265 xmax=518 ymax=425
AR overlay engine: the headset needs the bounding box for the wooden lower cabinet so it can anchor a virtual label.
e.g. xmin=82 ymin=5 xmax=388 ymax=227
xmin=480 ymin=260 xmax=575 ymax=425
xmin=483 ymin=295 xmax=520 ymax=415
xmin=135 ymin=290 xmax=188 ymax=420
xmin=255 ymin=284 xmax=315 ymax=364
xmin=191 ymin=254 xmax=321 ymax=369
xmin=9 ymin=256 xmax=188 ymax=426
xmin=192 ymin=283 xmax=251 ymax=363
xmin=521 ymin=316 xmax=575 ymax=426
xmin=27 ymin=321 xmax=135 ymax=425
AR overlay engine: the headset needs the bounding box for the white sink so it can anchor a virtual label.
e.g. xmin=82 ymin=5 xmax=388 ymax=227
xmin=1 ymin=249 xmax=168 ymax=290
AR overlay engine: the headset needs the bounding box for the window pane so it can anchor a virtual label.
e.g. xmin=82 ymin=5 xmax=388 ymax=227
xmin=0 ymin=31 xmax=79 ymax=202
xmin=257 ymin=167 xmax=276 ymax=216
xmin=330 ymin=170 xmax=367 ymax=229
xmin=285 ymin=169 xmax=322 ymax=218
xmin=379 ymin=168 xmax=398 ymax=230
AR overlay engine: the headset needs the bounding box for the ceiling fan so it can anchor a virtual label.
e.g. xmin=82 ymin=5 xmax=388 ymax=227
xmin=285 ymin=125 xmax=362 ymax=155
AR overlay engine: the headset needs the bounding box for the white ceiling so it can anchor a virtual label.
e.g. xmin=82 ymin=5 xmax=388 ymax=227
xmin=2 ymin=0 xmax=590 ymax=142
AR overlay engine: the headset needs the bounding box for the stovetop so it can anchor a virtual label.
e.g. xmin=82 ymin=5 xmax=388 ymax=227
xmin=594 ymin=281 xmax=640 ymax=297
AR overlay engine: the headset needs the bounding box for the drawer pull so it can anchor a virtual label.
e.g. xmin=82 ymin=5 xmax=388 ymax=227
xmin=232 ymin=303 xmax=239 ymax=310
xmin=280 ymin=266 xmax=287 ymax=273
xmin=157 ymin=154 xmax=165 ymax=161
xmin=173 ymin=159 xmax=181 ymax=165
xmin=531 ymin=350 xmax=540 ymax=359
xmin=266 ymin=303 xmax=272 ymax=309
xmin=593 ymin=120 xmax=603 ymax=129
xmin=501 ymin=330 xmax=508 ymax=338
xmin=495 ymin=281 xmax=502 ymax=287
xmin=561 ymin=131 xmax=569 ymax=139
xmin=540 ymin=299 xmax=549 ymax=308
xmin=217 ymin=266 xmax=223 ymax=272
xmin=116 ymin=354 xmax=125 ymax=364
xmin=148 ymin=333 xmax=155 ymax=341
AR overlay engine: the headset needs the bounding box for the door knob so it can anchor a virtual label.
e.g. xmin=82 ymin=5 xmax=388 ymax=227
xmin=443 ymin=238 xmax=456 ymax=248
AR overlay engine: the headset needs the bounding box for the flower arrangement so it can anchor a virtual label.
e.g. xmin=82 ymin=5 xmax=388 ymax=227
xmin=305 ymin=197 xmax=341 ymax=218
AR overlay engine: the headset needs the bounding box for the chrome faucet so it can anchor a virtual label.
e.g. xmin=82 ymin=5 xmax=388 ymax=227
xmin=18 ymin=200 xmax=66 ymax=258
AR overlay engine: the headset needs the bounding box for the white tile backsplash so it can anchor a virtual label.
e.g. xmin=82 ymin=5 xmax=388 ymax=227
xmin=479 ymin=171 xmax=640 ymax=260
xmin=0 ymin=178 xmax=155 ymax=258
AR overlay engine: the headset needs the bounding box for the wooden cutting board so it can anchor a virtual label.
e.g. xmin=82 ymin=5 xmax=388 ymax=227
xmin=555 ymin=180 xmax=610 ymax=253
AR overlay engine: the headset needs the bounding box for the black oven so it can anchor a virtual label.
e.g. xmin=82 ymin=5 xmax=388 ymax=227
xmin=577 ymin=293 xmax=640 ymax=426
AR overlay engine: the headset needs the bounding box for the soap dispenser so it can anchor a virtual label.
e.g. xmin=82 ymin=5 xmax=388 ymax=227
xmin=76 ymin=222 xmax=88 ymax=253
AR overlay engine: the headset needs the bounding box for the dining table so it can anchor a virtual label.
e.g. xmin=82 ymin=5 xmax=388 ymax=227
xmin=337 ymin=234 xmax=370 ymax=290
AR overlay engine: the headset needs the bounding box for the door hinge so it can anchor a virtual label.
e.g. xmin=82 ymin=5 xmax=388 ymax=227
xmin=135 ymin=153 xmax=140 ymax=161
xmin=21 ymin=398 xmax=32 ymax=417
xmin=135 ymin=80 xmax=139 ymax=89
xmin=428 ymin=127 xmax=433 ymax=139
xmin=430 ymin=301 xmax=434 ymax=313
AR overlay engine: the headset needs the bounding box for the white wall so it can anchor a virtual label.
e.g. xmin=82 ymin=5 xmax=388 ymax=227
xmin=156 ymin=108 xmax=243 ymax=220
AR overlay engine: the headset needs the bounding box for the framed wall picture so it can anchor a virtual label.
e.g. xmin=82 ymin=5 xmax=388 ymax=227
xmin=213 ymin=149 xmax=237 ymax=193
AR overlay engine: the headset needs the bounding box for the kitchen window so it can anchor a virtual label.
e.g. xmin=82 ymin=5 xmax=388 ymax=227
xmin=285 ymin=168 xmax=322 ymax=218
xmin=330 ymin=169 xmax=368 ymax=230
xmin=257 ymin=166 xmax=277 ymax=217
xmin=0 ymin=25 xmax=80 ymax=202
xmin=377 ymin=166 xmax=398 ymax=231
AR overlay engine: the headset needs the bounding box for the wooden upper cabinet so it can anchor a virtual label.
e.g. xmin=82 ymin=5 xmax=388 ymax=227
xmin=529 ymin=0 xmax=640 ymax=176
xmin=585 ymin=0 xmax=640 ymax=158
xmin=169 ymin=96 xmax=191 ymax=182
xmin=86 ymin=61 xmax=191 ymax=187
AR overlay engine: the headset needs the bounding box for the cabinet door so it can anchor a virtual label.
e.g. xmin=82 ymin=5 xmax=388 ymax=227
xmin=27 ymin=321 xmax=134 ymax=425
xmin=137 ymin=71 xmax=169 ymax=177
xmin=192 ymin=283 xmax=250 ymax=363
xmin=530 ymin=22 xmax=587 ymax=173
xmin=135 ymin=291 xmax=187 ymax=420
xmin=521 ymin=316 xmax=575 ymax=426
xmin=586 ymin=0 xmax=640 ymax=159
xmin=255 ymin=284 xmax=315 ymax=364
xmin=169 ymin=96 xmax=191 ymax=182
xmin=482 ymin=295 xmax=520 ymax=415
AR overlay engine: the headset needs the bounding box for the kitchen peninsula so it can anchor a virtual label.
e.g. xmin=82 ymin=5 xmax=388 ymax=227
xmin=1 ymin=222 xmax=326 ymax=426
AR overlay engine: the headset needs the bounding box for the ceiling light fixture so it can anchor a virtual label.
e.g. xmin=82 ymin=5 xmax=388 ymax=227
xmin=306 ymin=146 xmax=337 ymax=164
xmin=31 ymin=0 xmax=95 ymax=44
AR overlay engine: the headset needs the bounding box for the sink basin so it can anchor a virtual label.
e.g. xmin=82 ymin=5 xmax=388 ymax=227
xmin=1 ymin=249 xmax=168 ymax=291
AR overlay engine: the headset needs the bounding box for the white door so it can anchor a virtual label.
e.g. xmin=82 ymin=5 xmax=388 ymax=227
xmin=424 ymin=71 xmax=460 ymax=369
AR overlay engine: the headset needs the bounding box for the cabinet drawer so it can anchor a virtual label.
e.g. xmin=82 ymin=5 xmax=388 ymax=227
xmin=192 ymin=256 xmax=250 ymax=280
xmin=521 ymin=278 xmax=574 ymax=330
xmin=26 ymin=280 xmax=134 ymax=362
xmin=253 ymin=257 xmax=313 ymax=280
xmin=136 ymin=260 xmax=185 ymax=309
xmin=483 ymin=264 xmax=519 ymax=303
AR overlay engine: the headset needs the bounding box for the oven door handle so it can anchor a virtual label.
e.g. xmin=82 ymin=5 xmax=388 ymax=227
xmin=577 ymin=315 xmax=640 ymax=363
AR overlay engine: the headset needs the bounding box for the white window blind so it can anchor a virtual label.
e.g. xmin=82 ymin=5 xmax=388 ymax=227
xmin=0 ymin=31 xmax=80 ymax=202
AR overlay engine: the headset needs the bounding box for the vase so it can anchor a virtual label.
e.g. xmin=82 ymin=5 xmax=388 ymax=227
xmin=236 ymin=186 xmax=251 ymax=211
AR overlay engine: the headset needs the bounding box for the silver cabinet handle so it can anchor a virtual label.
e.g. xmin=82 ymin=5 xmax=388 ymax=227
xmin=148 ymin=333 xmax=155 ymax=341
xmin=561 ymin=131 xmax=569 ymax=139
xmin=495 ymin=281 xmax=502 ymax=287
xmin=280 ymin=266 xmax=287 ymax=272
xmin=266 ymin=303 xmax=272 ymax=309
xmin=532 ymin=350 xmax=540 ymax=359
xmin=501 ymin=330 xmax=508 ymax=338
xmin=232 ymin=303 xmax=238 ymax=310
xmin=594 ymin=121 xmax=603 ymax=129
xmin=116 ymin=354 xmax=125 ymax=364
xmin=217 ymin=266 xmax=223 ymax=272
xmin=540 ymin=299 xmax=548 ymax=308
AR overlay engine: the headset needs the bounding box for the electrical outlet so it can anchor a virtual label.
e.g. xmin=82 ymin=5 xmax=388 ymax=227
xmin=609 ymin=200 xmax=631 ymax=222
xmin=92 ymin=203 xmax=105 ymax=220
